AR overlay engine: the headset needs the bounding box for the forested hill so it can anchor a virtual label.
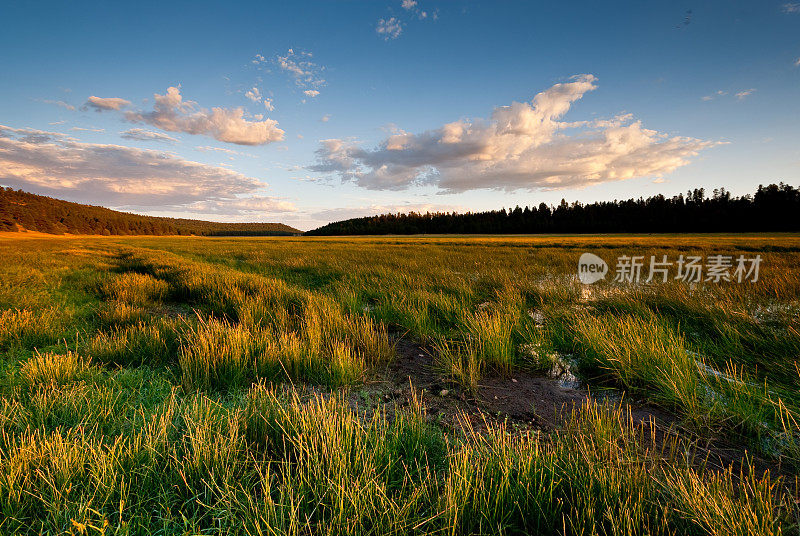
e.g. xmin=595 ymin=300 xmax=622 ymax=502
xmin=0 ymin=189 xmax=302 ymax=236
xmin=307 ymin=183 xmax=800 ymax=236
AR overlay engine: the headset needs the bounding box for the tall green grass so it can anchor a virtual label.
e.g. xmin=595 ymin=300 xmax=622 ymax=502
xmin=0 ymin=384 xmax=793 ymax=535
xmin=2 ymin=234 xmax=800 ymax=533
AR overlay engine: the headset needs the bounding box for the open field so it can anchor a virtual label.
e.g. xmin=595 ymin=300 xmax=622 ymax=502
xmin=1 ymin=234 xmax=799 ymax=535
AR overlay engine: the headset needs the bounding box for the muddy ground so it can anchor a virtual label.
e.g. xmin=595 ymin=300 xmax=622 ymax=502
xmin=345 ymin=335 xmax=791 ymax=480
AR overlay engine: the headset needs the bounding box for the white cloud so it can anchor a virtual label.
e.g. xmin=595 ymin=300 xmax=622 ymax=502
xmin=245 ymin=87 xmax=261 ymax=102
xmin=376 ymin=17 xmax=403 ymax=40
xmin=310 ymin=75 xmax=716 ymax=192
xmin=195 ymin=145 xmax=241 ymax=155
xmin=183 ymin=195 xmax=296 ymax=215
xmin=399 ymin=0 xmax=430 ymax=20
xmin=120 ymin=128 xmax=178 ymax=143
xmin=736 ymin=88 xmax=756 ymax=99
xmin=40 ymin=99 xmax=75 ymax=111
xmin=244 ymin=87 xmax=275 ymax=111
xmin=701 ymin=90 xmax=727 ymax=101
xmin=320 ymin=114 xmax=331 ymax=122
xmin=0 ymin=124 xmax=268 ymax=210
xmin=124 ymin=86 xmax=284 ymax=146
xmin=782 ymin=2 xmax=800 ymax=13
xmin=377 ymin=17 xmax=403 ymax=39
xmin=85 ymin=96 xmax=131 ymax=111
xmin=304 ymin=89 xmax=320 ymax=98
xmin=71 ymin=127 xmax=104 ymax=132
xmin=273 ymin=49 xmax=326 ymax=94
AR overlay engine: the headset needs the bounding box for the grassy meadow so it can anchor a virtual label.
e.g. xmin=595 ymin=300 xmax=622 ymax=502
xmin=0 ymin=234 xmax=798 ymax=535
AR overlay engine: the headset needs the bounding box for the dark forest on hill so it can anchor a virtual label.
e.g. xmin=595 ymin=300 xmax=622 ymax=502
xmin=0 ymin=188 xmax=301 ymax=236
xmin=306 ymin=183 xmax=800 ymax=235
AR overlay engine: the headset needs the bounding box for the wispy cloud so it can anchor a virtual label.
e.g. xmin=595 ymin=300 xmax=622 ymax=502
xmin=304 ymin=89 xmax=320 ymax=98
xmin=124 ymin=86 xmax=284 ymax=146
xmin=71 ymin=127 xmax=104 ymax=132
xmin=84 ymin=96 xmax=131 ymax=111
xmin=701 ymin=90 xmax=727 ymax=101
xmin=702 ymin=89 xmax=756 ymax=101
xmin=244 ymin=87 xmax=275 ymax=111
xmin=265 ymin=49 xmax=326 ymax=96
xmin=375 ymin=1 xmax=436 ymax=40
xmin=310 ymin=75 xmax=716 ymax=193
xmin=39 ymin=99 xmax=75 ymax=111
xmin=782 ymin=2 xmax=800 ymax=13
xmin=401 ymin=0 xmax=431 ymax=20
xmin=376 ymin=17 xmax=403 ymax=40
xmin=245 ymin=87 xmax=262 ymax=103
xmin=120 ymin=128 xmax=178 ymax=143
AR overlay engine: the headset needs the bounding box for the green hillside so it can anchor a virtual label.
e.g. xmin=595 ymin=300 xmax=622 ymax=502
xmin=0 ymin=188 xmax=302 ymax=236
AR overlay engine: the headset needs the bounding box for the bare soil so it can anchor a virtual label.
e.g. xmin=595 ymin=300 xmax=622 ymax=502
xmin=348 ymin=335 xmax=790 ymax=480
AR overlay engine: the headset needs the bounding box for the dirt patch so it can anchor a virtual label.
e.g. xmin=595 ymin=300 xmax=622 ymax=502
xmin=349 ymin=335 xmax=787 ymax=479
xmin=353 ymin=336 xmax=656 ymax=435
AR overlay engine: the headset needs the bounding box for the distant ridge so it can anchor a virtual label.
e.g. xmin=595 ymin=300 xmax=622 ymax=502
xmin=306 ymin=183 xmax=800 ymax=236
xmin=0 ymin=188 xmax=302 ymax=236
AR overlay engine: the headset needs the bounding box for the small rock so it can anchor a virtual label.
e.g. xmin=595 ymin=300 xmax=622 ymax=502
xmin=439 ymin=389 xmax=449 ymax=397
xmin=511 ymin=378 xmax=518 ymax=383
xmin=528 ymin=309 xmax=546 ymax=325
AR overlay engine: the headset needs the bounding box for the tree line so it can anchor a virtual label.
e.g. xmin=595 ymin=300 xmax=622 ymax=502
xmin=0 ymin=188 xmax=301 ymax=236
xmin=306 ymin=183 xmax=800 ymax=235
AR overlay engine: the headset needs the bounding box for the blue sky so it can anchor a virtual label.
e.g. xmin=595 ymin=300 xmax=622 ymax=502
xmin=0 ymin=0 xmax=798 ymax=230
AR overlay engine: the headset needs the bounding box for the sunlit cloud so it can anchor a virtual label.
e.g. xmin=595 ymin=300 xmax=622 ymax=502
xmin=39 ymin=99 xmax=75 ymax=111
xmin=736 ymin=88 xmax=756 ymax=100
xmin=310 ymin=75 xmax=716 ymax=192
xmin=183 ymin=195 xmax=296 ymax=215
xmin=0 ymin=123 xmax=274 ymax=211
xmin=120 ymin=128 xmax=178 ymax=143
xmin=244 ymin=86 xmax=275 ymax=111
xmin=124 ymin=86 xmax=284 ymax=146
xmin=85 ymin=96 xmax=131 ymax=111
xmin=304 ymin=90 xmax=320 ymax=98
xmin=267 ymin=49 xmax=326 ymax=95
xmin=245 ymin=87 xmax=262 ymax=103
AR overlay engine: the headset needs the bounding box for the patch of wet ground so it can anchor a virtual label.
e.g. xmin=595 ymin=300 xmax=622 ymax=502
xmin=349 ymin=335 xmax=789 ymax=479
